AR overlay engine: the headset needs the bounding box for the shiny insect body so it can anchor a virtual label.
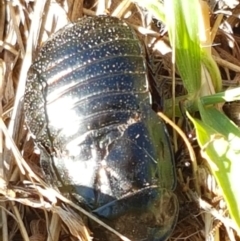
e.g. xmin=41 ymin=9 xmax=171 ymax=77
xmin=24 ymin=16 xmax=178 ymax=241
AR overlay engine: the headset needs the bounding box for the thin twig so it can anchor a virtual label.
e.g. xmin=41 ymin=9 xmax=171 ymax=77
xmin=158 ymin=112 xmax=200 ymax=195
xmin=11 ymin=201 xmax=30 ymax=241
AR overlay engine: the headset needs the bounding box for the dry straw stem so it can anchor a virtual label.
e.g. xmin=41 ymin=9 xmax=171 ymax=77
xmin=7 ymin=0 xmax=48 ymax=142
xmin=8 ymin=1 xmax=25 ymax=57
xmin=213 ymin=55 xmax=240 ymax=72
xmin=1 ymin=203 xmax=8 ymax=241
xmin=37 ymin=0 xmax=52 ymax=48
xmin=211 ymin=13 xmax=224 ymax=43
xmin=196 ymin=195 xmax=240 ymax=236
xmin=216 ymin=47 xmax=240 ymax=67
xmin=111 ymin=0 xmax=132 ymax=17
xmin=96 ymin=0 xmax=107 ymax=15
xmin=11 ymin=201 xmax=30 ymax=241
xmin=46 ymin=213 xmax=61 ymax=241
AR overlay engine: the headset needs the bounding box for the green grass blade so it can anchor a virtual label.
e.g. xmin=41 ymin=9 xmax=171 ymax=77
xmin=164 ymin=0 xmax=201 ymax=96
xmin=201 ymin=49 xmax=222 ymax=92
xmin=133 ymin=0 xmax=165 ymax=22
xmin=199 ymin=101 xmax=240 ymax=139
xmin=201 ymin=87 xmax=240 ymax=105
xmin=188 ymin=104 xmax=240 ymax=233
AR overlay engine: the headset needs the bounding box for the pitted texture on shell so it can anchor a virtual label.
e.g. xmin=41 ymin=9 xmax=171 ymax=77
xmin=24 ymin=16 xmax=178 ymax=241
xmin=24 ymin=16 xmax=148 ymax=149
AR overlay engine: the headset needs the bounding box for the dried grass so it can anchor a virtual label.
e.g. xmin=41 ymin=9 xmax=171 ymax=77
xmin=0 ymin=0 xmax=240 ymax=241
